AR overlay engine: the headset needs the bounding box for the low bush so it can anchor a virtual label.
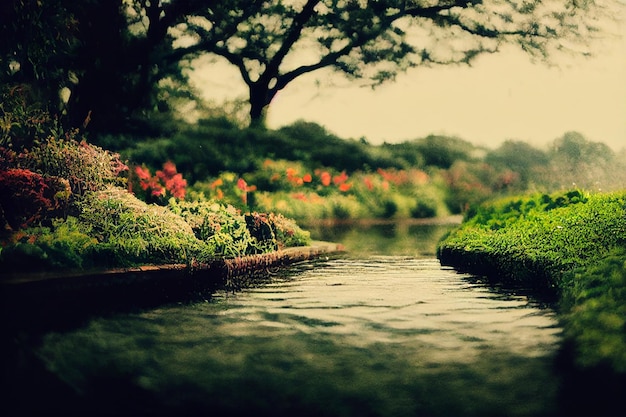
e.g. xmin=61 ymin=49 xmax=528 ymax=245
xmin=168 ymin=199 xmax=255 ymax=258
xmin=0 ymin=168 xmax=70 ymax=230
xmin=78 ymin=186 xmax=202 ymax=266
xmin=1 ymin=184 xmax=312 ymax=272
xmin=437 ymin=189 xmax=626 ymax=373
xmin=2 ymin=137 xmax=128 ymax=195
xmin=560 ymin=248 xmax=626 ymax=372
xmin=0 ymin=217 xmax=97 ymax=271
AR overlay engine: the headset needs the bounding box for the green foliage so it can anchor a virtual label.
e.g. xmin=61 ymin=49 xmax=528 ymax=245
xmin=266 ymin=212 xmax=311 ymax=248
xmin=78 ymin=186 xmax=202 ymax=266
xmin=439 ymin=190 xmax=625 ymax=288
xmin=1 ymin=0 xmax=194 ymax=135
xmin=119 ymin=120 xmax=395 ymax=183
xmin=560 ymin=248 xmax=626 ymax=372
xmin=168 ymin=199 xmax=253 ymax=258
xmin=385 ymin=135 xmax=478 ymax=169
xmin=485 ymin=140 xmax=550 ymax=189
xmin=438 ymin=190 xmax=626 ymax=373
xmin=0 ymin=85 xmax=57 ymax=149
xmin=411 ymin=200 xmax=437 ymax=219
xmin=0 ymin=217 xmax=97 ymax=271
xmin=168 ymin=199 xmax=311 ymax=256
xmin=2 ymin=136 xmax=128 ymax=196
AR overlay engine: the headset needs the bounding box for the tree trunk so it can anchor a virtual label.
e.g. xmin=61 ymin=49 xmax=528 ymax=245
xmin=248 ymin=83 xmax=271 ymax=129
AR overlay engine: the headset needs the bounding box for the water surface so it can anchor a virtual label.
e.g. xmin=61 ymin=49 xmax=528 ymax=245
xmin=5 ymin=222 xmax=566 ymax=416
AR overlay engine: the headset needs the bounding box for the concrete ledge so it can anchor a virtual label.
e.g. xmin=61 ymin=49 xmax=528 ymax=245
xmin=0 ymin=241 xmax=344 ymax=286
xmin=0 ymin=242 xmax=345 ymax=332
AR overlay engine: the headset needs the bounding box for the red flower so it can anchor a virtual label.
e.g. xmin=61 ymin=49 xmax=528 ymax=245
xmin=165 ymin=173 xmax=187 ymax=199
xmin=302 ymin=173 xmax=312 ymax=183
xmin=135 ymin=166 xmax=151 ymax=181
xmin=160 ymin=161 xmax=178 ymax=178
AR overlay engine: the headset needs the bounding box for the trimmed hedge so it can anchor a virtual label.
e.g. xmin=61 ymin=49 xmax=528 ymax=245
xmin=437 ymin=190 xmax=626 ymax=372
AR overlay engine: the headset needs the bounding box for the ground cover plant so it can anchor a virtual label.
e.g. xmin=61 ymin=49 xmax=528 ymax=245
xmin=0 ymin=135 xmax=311 ymax=274
xmin=437 ymin=190 xmax=626 ymax=375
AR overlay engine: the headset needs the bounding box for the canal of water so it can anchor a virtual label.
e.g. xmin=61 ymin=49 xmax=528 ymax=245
xmin=3 ymin=222 xmax=576 ymax=416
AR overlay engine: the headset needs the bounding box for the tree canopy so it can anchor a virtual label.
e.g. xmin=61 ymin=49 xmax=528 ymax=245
xmin=171 ymin=0 xmax=616 ymax=125
xmin=1 ymin=0 xmax=620 ymax=134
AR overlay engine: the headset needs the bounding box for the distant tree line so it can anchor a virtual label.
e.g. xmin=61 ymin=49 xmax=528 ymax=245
xmin=118 ymin=118 xmax=625 ymax=196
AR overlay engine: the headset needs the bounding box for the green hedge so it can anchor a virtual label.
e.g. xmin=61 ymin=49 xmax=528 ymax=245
xmin=437 ymin=190 xmax=626 ymax=372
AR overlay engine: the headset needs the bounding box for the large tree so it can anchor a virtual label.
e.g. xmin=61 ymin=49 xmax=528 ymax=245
xmin=2 ymin=0 xmax=619 ymax=134
xmin=0 ymin=0 xmax=209 ymax=135
xmin=171 ymin=0 xmax=617 ymax=126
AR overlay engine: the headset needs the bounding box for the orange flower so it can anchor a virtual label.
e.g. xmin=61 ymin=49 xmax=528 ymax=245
xmin=320 ymin=171 xmax=331 ymax=186
xmin=292 ymin=192 xmax=308 ymax=201
xmin=333 ymin=171 xmax=348 ymax=185
xmin=210 ymin=178 xmax=223 ymax=188
xmin=302 ymin=173 xmax=312 ymax=183
xmin=363 ymin=176 xmax=374 ymax=191
xmin=338 ymin=183 xmax=352 ymax=192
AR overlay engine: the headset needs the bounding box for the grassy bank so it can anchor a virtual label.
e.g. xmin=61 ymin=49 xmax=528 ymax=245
xmin=437 ymin=190 xmax=626 ymax=375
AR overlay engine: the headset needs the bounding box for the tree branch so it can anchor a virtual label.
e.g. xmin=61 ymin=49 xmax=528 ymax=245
xmin=261 ymin=0 xmax=319 ymax=85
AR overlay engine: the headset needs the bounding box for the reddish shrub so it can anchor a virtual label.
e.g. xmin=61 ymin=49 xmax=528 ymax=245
xmin=0 ymin=168 xmax=70 ymax=230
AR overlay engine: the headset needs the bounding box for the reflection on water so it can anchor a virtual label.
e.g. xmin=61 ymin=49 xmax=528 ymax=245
xmin=5 ymin=222 xmax=567 ymax=416
xmin=303 ymin=220 xmax=455 ymax=257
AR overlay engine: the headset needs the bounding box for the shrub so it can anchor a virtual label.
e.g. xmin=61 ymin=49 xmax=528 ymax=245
xmin=2 ymin=137 xmax=128 ymax=197
xmin=78 ymin=186 xmax=202 ymax=266
xmin=0 ymin=84 xmax=56 ymax=149
xmin=411 ymin=200 xmax=437 ymax=218
xmin=0 ymin=217 xmax=97 ymax=271
xmin=168 ymin=199 xmax=254 ymax=257
xmin=437 ymin=190 xmax=626 ymax=373
xmin=267 ymin=212 xmax=311 ymax=248
xmin=0 ymin=168 xmax=70 ymax=230
xmin=22 ymin=138 xmax=128 ymax=195
xmin=560 ymin=248 xmax=626 ymax=372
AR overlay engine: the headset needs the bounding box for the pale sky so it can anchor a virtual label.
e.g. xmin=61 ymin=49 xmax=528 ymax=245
xmin=190 ymin=15 xmax=626 ymax=152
